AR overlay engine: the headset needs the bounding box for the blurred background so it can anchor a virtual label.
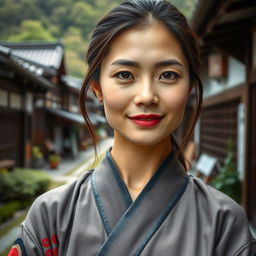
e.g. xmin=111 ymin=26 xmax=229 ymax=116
xmin=0 ymin=0 xmax=256 ymax=254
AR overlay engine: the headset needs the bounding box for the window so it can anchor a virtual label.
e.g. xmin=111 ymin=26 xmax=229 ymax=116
xmin=200 ymin=100 xmax=239 ymax=165
xmin=10 ymin=93 xmax=22 ymax=110
xmin=0 ymin=89 xmax=8 ymax=107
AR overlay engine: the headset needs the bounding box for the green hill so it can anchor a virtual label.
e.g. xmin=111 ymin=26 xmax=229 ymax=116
xmin=0 ymin=0 xmax=196 ymax=78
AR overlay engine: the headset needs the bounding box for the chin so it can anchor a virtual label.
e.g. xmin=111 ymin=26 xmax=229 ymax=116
xmin=123 ymin=134 xmax=171 ymax=148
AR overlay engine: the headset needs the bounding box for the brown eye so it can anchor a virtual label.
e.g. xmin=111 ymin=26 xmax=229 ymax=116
xmin=160 ymin=71 xmax=179 ymax=80
xmin=116 ymin=71 xmax=134 ymax=80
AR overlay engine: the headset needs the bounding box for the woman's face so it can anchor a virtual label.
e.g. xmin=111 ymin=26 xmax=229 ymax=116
xmin=97 ymin=22 xmax=190 ymax=147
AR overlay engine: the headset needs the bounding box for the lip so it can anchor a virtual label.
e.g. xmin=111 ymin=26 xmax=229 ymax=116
xmin=128 ymin=114 xmax=163 ymax=127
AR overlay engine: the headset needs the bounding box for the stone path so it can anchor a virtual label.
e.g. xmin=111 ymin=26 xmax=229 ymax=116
xmin=42 ymin=137 xmax=114 ymax=183
xmin=1 ymin=136 xmax=255 ymax=254
xmin=0 ymin=137 xmax=114 ymax=255
xmin=0 ymin=227 xmax=19 ymax=253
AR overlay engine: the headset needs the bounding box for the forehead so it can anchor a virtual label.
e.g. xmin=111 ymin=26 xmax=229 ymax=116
xmin=102 ymin=22 xmax=188 ymax=67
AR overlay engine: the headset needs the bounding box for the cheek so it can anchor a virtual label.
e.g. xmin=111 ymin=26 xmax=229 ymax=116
xmin=101 ymin=88 xmax=130 ymax=127
xmin=103 ymin=89 xmax=129 ymax=112
xmin=163 ymin=87 xmax=189 ymax=113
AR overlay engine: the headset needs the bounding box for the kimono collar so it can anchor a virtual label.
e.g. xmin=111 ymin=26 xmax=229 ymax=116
xmin=91 ymin=147 xmax=188 ymax=236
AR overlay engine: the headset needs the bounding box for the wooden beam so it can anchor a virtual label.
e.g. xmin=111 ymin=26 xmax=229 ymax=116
xmin=226 ymin=0 xmax=256 ymax=12
xmin=203 ymin=20 xmax=250 ymax=45
xmin=206 ymin=0 xmax=234 ymax=34
xmin=250 ymin=69 xmax=256 ymax=84
xmin=202 ymin=84 xmax=244 ymax=107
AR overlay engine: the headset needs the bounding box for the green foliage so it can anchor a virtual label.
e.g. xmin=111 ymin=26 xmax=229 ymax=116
xmin=174 ymin=0 xmax=196 ymax=18
xmin=211 ymin=139 xmax=241 ymax=203
xmin=0 ymin=0 xmax=197 ymax=77
xmin=63 ymin=27 xmax=87 ymax=77
xmin=0 ymin=0 xmax=43 ymax=38
xmin=32 ymin=146 xmax=43 ymax=159
xmin=48 ymin=154 xmax=60 ymax=163
xmin=70 ymin=1 xmax=99 ymax=39
xmin=65 ymin=50 xmax=86 ymax=78
xmin=0 ymin=200 xmax=31 ymax=224
xmin=8 ymin=20 xmax=55 ymax=41
xmin=0 ymin=169 xmax=52 ymax=201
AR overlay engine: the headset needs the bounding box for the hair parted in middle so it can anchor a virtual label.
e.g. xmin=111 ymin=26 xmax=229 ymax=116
xmin=79 ymin=0 xmax=203 ymax=170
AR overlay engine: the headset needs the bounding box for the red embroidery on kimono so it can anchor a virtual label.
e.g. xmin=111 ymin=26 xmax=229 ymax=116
xmin=51 ymin=234 xmax=59 ymax=245
xmin=41 ymin=234 xmax=59 ymax=256
xmin=42 ymin=237 xmax=51 ymax=248
xmin=45 ymin=249 xmax=53 ymax=256
xmin=53 ymin=247 xmax=58 ymax=256
xmin=44 ymin=248 xmax=58 ymax=256
xmin=8 ymin=238 xmax=26 ymax=256
xmin=8 ymin=247 xmax=20 ymax=256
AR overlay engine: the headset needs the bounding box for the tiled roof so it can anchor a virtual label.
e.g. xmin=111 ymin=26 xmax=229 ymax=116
xmin=190 ymin=0 xmax=256 ymax=35
xmin=0 ymin=42 xmax=64 ymax=70
xmin=61 ymin=75 xmax=82 ymax=91
xmin=61 ymin=75 xmax=101 ymax=107
xmin=0 ymin=41 xmax=66 ymax=91
xmin=46 ymin=107 xmax=106 ymax=125
xmin=0 ymin=44 xmax=54 ymax=91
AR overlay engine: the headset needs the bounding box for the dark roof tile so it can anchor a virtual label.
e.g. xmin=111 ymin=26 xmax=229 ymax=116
xmin=0 ymin=42 xmax=64 ymax=70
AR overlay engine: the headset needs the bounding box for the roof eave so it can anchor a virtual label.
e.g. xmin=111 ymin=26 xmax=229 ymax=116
xmin=8 ymin=57 xmax=54 ymax=91
xmin=190 ymin=0 xmax=226 ymax=36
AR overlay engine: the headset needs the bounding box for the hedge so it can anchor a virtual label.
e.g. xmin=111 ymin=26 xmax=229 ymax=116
xmin=0 ymin=168 xmax=52 ymax=201
xmin=0 ymin=200 xmax=31 ymax=224
xmin=0 ymin=169 xmax=52 ymax=224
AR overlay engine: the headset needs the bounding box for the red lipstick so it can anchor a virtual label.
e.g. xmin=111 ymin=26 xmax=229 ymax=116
xmin=128 ymin=114 xmax=163 ymax=127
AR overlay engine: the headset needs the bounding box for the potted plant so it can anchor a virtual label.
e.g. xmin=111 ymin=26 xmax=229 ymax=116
xmin=48 ymin=154 xmax=61 ymax=169
xmin=211 ymin=139 xmax=241 ymax=203
xmin=31 ymin=146 xmax=44 ymax=169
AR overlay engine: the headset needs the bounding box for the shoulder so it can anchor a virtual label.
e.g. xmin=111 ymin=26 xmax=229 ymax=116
xmin=24 ymin=170 xmax=93 ymax=227
xmin=188 ymin=175 xmax=256 ymax=254
xmin=187 ymin=175 xmax=251 ymax=235
xmin=16 ymin=170 xmax=93 ymax=253
xmin=188 ymin=175 xmax=244 ymax=215
xmin=35 ymin=170 xmax=92 ymax=208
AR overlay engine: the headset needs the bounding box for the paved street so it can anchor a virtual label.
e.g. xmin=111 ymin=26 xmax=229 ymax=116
xmin=42 ymin=137 xmax=114 ymax=183
xmin=1 ymin=136 xmax=256 ymax=254
xmin=0 ymin=137 xmax=114 ymax=255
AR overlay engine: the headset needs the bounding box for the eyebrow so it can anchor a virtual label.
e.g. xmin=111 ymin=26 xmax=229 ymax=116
xmin=111 ymin=59 xmax=184 ymax=68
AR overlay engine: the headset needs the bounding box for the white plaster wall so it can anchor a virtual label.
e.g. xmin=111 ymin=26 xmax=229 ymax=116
xmin=25 ymin=92 xmax=33 ymax=113
xmin=199 ymin=56 xmax=246 ymax=178
xmin=237 ymin=103 xmax=245 ymax=180
xmin=203 ymin=56 xmax=246 ymax=98
xmin=54 ymin=126 xmax=63 ymax=154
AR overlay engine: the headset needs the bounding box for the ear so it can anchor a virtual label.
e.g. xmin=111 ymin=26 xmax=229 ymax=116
xmin=91 ymin=80 xmax=103 ymax=102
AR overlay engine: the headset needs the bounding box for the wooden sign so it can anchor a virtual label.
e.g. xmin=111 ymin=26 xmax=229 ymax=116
xmin=196 ymin=153 xmax=218 ymax=176
xmin=26 ymin=143 xmax=32 ymax=161
xmin=208 ymin=53 xmax=227 ymax=79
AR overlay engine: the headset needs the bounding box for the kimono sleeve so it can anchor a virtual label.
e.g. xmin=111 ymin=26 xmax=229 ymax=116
xmin=8 ymin=193 xmax=59 ymax=256
xmin=213 ymin=199 xmax=256 ymax=256
xmin=8 ymin=224 xmax=42 ymax=256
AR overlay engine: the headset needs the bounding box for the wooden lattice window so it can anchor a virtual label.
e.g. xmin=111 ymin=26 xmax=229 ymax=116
xmin=200 ymin=100 xmax=240 ymax=165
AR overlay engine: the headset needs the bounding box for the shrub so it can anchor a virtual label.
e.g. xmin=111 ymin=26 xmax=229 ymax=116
xmin=0 ymin=200 xmax=32 ymax=223
xmin=211 ymin=139 xmax=241 ymax=204
xmin=48 ymin=154 xmax=60 ymax=163
xmin=0 ymin=169 xmax=52 ymax=201
xmin=32 ymin=146 xmax=43 ymax=159
xmin=0 ymin=201 xmax=20 ymax=223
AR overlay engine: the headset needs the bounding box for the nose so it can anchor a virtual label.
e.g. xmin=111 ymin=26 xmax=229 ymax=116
xmin=134 ymin=79 xmax=159 ymax=106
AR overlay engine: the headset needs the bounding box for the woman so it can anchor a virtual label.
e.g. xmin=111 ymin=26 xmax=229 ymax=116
xmin=9 ymin=0 xmax=256 ymax=255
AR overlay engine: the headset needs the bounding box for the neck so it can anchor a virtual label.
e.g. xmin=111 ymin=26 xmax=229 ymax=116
xmin=111 ymin=132 xmax=172 ymax=199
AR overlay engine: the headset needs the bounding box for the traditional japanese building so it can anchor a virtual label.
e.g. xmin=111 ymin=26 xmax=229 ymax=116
xmin=191 ymin=0 xmax=256 ymax=227
xmin=0 ymin=42 xmax=106 ymax=168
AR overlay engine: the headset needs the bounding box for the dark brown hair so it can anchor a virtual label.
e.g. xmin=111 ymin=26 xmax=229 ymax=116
xmin=79 ymin=0 xmax=203 ymax=170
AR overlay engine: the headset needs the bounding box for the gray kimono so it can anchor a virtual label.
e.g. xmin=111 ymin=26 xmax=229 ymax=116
xmin=9 ymin=149 xmax=256 ymax=255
